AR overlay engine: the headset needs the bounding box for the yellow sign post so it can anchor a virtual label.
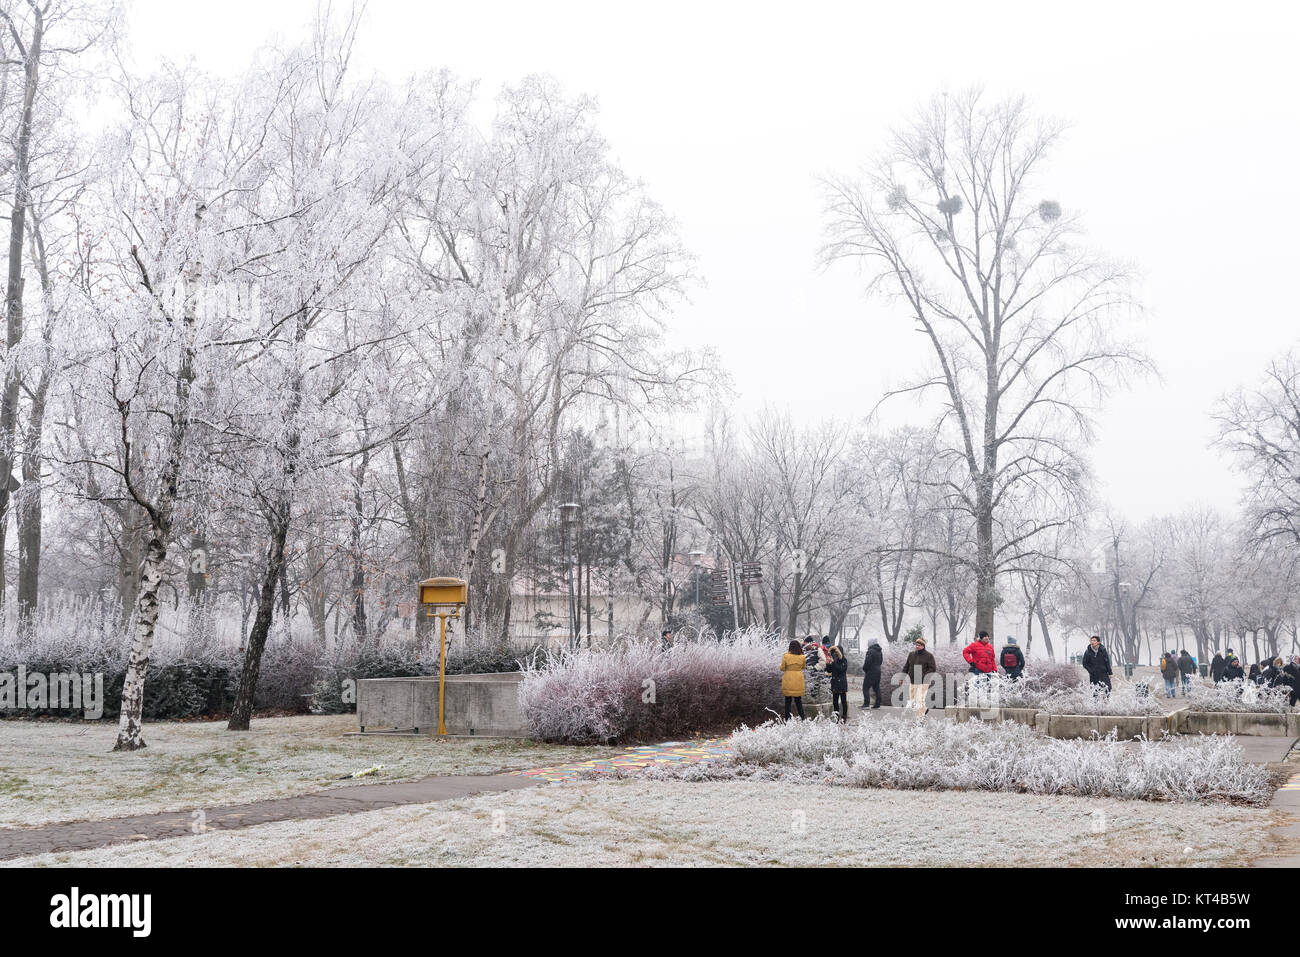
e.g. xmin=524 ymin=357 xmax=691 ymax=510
xmin=419 ymin=577 xmax=468 ymax=736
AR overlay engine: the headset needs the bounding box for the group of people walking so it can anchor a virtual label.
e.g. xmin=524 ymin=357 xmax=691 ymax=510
xmin=781 ymin=636 xmax=851 ymax=720
xmin=780 ymin=629 xmax=1032 ymax=720
xmin=1158 ymin=648 xmax=1198 ymax=697
xmin=1210 ymin=650 xmax=1300 ymax=706
xmin=777 ymin=631 xmax=1300 ymax=720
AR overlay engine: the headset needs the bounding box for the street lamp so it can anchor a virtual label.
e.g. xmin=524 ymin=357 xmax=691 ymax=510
xmin=690 ymin=550 xmax=705 ymax=618
xmin=559 ymin=503 xmax=582 ymax=649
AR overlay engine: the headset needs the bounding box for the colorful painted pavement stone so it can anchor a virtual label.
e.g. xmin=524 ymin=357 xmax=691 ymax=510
xmin=511 ymin=738 xmax=735 ymax=782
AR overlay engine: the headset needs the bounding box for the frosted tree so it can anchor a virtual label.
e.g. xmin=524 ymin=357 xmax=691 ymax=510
xmin=854 ymin=426 xmax=943 ymax=643
xmin=395 ymin=76 xmax=702 ymax=638
xmin=1216 ymin=351 xmax=1300 ymax=552
xmin=219 ymin=22 xmax=416 ymax=731
xmin=64 ymin=60 xmax=264 ymax=749
xmin=0 ymin=0 xmax=118 ymax=617
xmin=823 ymin=88 xmax=1147 ymax=639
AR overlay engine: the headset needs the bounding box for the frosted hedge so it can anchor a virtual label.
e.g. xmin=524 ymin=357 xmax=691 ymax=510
xmin=636 ymin=716 xmax=1271 ymax=804
xmin=517 ymin=630 xmax=804 ymax=744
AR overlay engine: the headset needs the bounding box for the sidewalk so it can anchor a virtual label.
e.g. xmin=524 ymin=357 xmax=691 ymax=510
xmin=0 ymin=774 xmax=540 ymax=862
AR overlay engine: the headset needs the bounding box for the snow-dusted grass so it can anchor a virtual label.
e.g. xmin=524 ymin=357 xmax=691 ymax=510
xmin=0 ymin=715 xmax=602 ymax=827
xmin=1184 ymin=679 xmax=1294 ymax=714
xmin=631 ymin=716 xmax=1271 ymax=804
xmin=517 ymin=629 xmax=794 ymax=744
xmin=3 ymin=778 xmax=1279 ymax=868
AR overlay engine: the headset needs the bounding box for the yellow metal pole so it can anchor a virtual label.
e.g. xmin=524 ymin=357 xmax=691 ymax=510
xmin=437 ymin=612 xmax=448 ymax=736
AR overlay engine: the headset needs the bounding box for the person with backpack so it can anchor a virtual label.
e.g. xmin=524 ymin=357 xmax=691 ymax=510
xmin=1159 ymin=651 xmax=1180 ymax=698
xmin=781 ymin=640 xmax=807 ymax=720
xmin=998 ymin=636 xmax=1025 ymax=680
xmin=1082 ymin=635 xmax=1112 ymax=692
xmin=826 ymin=645 xmax=849 ymax=721
xmin=861 ymin=638 xmax=883 ymax=709
xmin=1178 ymin=649 xmax=1196 ymax=693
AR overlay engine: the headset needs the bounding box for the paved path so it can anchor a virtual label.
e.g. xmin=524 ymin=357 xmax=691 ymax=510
xmin=0 ymin=774 xmax=540 ymax=862
xmin=1257 ymin=759 xmax=1300 ymax=869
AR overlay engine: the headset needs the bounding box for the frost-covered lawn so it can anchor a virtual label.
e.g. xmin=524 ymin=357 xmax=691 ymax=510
xmin=3 ymin=779 xmax=1283 ymax=868
xmin=0 ymin=716 xmax=603 ymax=827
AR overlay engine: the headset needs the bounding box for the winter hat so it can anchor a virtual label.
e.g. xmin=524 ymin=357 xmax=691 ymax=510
xmin=867 ymin=637 xmax=879 ymax=647
xmin=1005 ymin=636 xmax=1017 ymax=645
xmin=914 ymin=636 xmax=927 ymax=647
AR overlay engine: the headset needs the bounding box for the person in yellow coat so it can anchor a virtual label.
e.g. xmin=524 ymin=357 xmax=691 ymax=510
xmin=781 ymin=639 xmax=807 ymax=720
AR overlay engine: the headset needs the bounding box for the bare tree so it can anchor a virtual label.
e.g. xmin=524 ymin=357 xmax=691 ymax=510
xmin=1216 ymin=352 xmax=1300 ymax=552
xmin=823 ymin=88 xmax=1147 ymax=639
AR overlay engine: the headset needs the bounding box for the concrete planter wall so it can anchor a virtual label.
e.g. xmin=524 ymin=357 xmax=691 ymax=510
xmin=1176 ymin=710 xmax=1299 ymax=737
xmin=948 ymin=705 xmax=1299 ymax=738
xmin=945 ymin=706 xmax=1042 ymax=727
xmin=946 ymin=706 xmax=1176 ymax=740
xmin=357 ymin=673 xmax=528 ymax=737
xmin=1043 ymin=712 xmax=1173 ymax=740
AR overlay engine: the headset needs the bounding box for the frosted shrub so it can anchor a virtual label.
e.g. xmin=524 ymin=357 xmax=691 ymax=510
xmin=960 ymin=674 xmax=1163 ymax=716
xmin=1033 ymin=682 xmax=1166 ymax=716
xmin=711 ymin=717 xmax=1270 ymax=803
xmin=1033 ymin=660 xmax=1087 ymax=692
xmin=880 ymin=643 xmax=966 ymax=678
xmin=517 ymin=629 xmax=793 ymax=744
xmin=1184 ymin=679 xmax=1293 ymax=714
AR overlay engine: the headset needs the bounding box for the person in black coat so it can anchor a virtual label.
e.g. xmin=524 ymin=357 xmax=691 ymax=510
xmin=998 ymin=636 xmax=1025 ymax=680
xmin=1082 ymin=635 xmax=1112 ymax=692
xmin=1210 ymin=652 xmax=1226 ymax=683
xmin=1284 ymin=657 xmax=1300 ymax=707
xmin=1177 ymin=649 xmax=1196 ymax=693
xmin=861 ymin=638 xmax=883 ymax=709
xmin=1222 ymin=656 xmax=1245 ymax=682
xmin=826 ymin=646 xmax=849 ymax=721
xmin=1262 ymin=657 xmax=1288 ymax=690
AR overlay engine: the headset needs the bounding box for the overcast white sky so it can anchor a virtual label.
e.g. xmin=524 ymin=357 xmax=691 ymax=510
xmin=130 ymin=0 xmax=1300 ymax=521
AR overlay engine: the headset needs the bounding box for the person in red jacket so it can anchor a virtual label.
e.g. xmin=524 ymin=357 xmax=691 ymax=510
xmin=963 ymin=631 xmax=996 ymax=673
xmin=963 ymin=630 xmax=997 ymax=702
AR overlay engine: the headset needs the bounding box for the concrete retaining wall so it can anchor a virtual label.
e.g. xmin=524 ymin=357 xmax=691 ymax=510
xmin=1043 ymin=712 xmax=1174 ymax=740
xmin=946 ymin=705 xmax=1298 ymax=738
xmin=357 ymin=673 xmax=528 ymax=737
xmin=945 ymin=706 xmax=1043 ymax=727
xmin=946 ymin=706 xmax=1177 ymax=739
xmin=1177 ymin=710 xmax=1299 ymax=737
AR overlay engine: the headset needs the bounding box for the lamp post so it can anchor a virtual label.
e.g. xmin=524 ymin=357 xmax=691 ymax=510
xmin=690 ymin=550 xmax=705 ymax=623
xmin=418 ymin=576 xmax=468 ymax=735
xmin=560 ymin=503 xmax=582 ymax=649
